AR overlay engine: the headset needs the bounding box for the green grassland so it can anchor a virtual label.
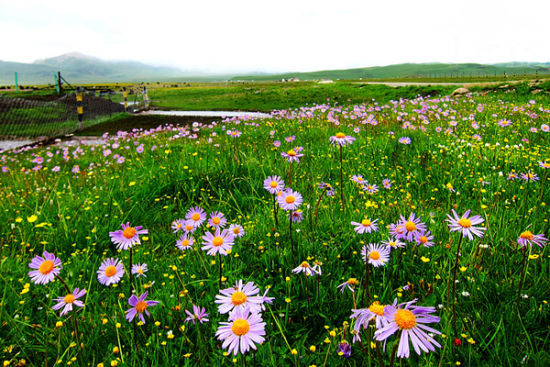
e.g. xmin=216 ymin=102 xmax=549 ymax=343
xmin=0 ymin=89 xmax=548 ymax=366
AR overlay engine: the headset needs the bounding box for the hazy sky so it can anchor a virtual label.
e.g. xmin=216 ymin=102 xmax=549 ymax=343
xmin=0 ymin=0 xmax=548 ymax=73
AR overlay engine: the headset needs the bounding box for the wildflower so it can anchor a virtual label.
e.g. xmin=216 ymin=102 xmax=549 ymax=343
xmin=389 ymin=223 xmax=407 ymax=239
xmin=52 ymin=288 xmax=86 ymax=316
xmin=131 ymin=263 xmax=148 ymax=278
xmin=228 ymin=224 xmax=245 ymax=238
xmin=263 ymin=176 xmax=285 ymax=195
xmin=350 ymin=302 xmax=391 ymax=342
xmin=497 ymin=119 xmax=513 ymax=127
xmin=507 ymin=172 xmax=519 ymax=180
xmin=125 ymin=291 xmax=159 ymax=324
xmin=229 ymin=130 xmax=242 ymax=138
xmin=186 ymin=206 xmax=206 ymax=228
xmin=374 ymin=298 xmax=441 ymax=358
xmin=351 ymin=175 xmax=366 ymax=184
xmin=362 ymin=183 xmax=379 ymax=195
xmin=215 ymin=280 xmax=268 ymax=314
xmin=289 ymin=211 xmax=303 ymax=223
xmin=28 ymin=251 xmax=62 ymax=285
xmin=381 ymin=237 xmax=406 ymax=250
xmin=215 ymin=307 xmax=266 ymax=356
xmin=109 ymin=222 xmax=148 ymax=250
xmin=292 ymin=261 xmax=319 ymax=276
xmin=398 ymin=137 xmax=411 ymax=145
xmin=361 ymin=244 xmax=390 ymax=267
xmin=273 ymin=140 xmax=281 ymax=147
xmin=201 ymin=228 xmax=235 ymax=256
xmin=351 ymin=218 xmax=379 ymax=234
xmin=446 ymin=209 xmax=486 ymax=240
xmin=520 ymin=171 xmax=539 ymax=182
xmin=171 ymin=219 xmax=186 ymax=233
xmin=538 ymin=161 xmax=550 ymax=169
xmin=337 ymin=278 xmax=360 ymax=293
xmin=382 ymin=179 xmax=392 ymax=189
xmin=446 ymin=183 xmax=456 ymax=192
xmin=97 ymin=258 xmax=125 ymax=286
xmin=397 ymin=213 xmax=427 ymax=242
xmin=285 ymin=135 xmax=295 ymax=142
xmin=277 ymin=189 xmax=303 ymax=211
xmin=542 ymin=124 xmax=549 ymax=132
xmin=208 ymin=211 xmax=227 ymax=229
xmin=185 ymin=304 xmax=209 ymax=324
xmin=312 ymin=261 xmax=323 ymax=275
xmin=337 ymin=342 xmax=351 ymax=358
xmin=281 ymin=147 xmax=304 ymax=163
xmin=182 ymin=220 xmax=197 ymax=234
xmin=415 ymin=230 xmax=435 ymax=248
xmin=330 ymin=132 xmax=356 ymax=147
xmin=517 ymin=230 xmax=548 ymax=248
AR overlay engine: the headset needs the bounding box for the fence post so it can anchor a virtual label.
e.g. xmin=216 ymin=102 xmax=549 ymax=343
xmin=143 ymin=86 xmax=149 ymax=110
xmin=123 ymin=87 xmax=128 ymax=112
xmin=76 ymin=87 xmax=84 ymax=130
xmin=14 ymin=72 xmax=18 ymax=92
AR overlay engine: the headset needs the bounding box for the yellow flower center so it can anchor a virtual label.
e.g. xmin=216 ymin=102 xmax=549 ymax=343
xmin=136 ymin=300 xmax=148 ymax=313
xmin=176 ymin=223 xmax=181 ymax=229
xmin=232 ymin=131 xmax=238 ymax=136
xmin=357 ymin=177 xmax=364 ymax=182
xmin=270 ymin=181 xmax=278 ymax=188
xmin=213 ymin=237 xmax=224 ymax=247
xmin=233 ymin=228 xmax=240 ymax=234
xmin=192 ymin=213 xmax=201 ymax=221
xmin=231 ymin=319 xmax=250 ymax=336
xmin=405 ymin=221 xmax=416 ymax=231
xmin=39 ymin=260 xmax=54 ymax=275
xmin=361 ymin=219 xmax=371 ymax=227
xmin=458 ymin=218 xmax=471 ymax=228
xmin=527 ymin=173 xmax=534 ymax=179
xmin=389 ymin=242 xmax=397 ymax=247
xmin=369 ymin=251 xmax=380 ymax=260
xmin=286 ymin=196 xmax=296 ymax=204
xmin=419 ymin=236 xmax=428 ymax=244
xmin=181 ymin=239 xmax=190 ymax=247
xmin=520 ymin=231 xmax=534 ymax=240
xmin=347 ymin=278 xmax=359 ymax=286
xmin=396 ymin=226 xmax=404 ymax=234
xmin=543 ymin=163 xmax=550 ymax=168
xmin=185 ymin=224 xmax=193 ymax=231
xmin=137 ymin=268 xmax=144 ymax=274
xmin=287 ymin=149 xmax=296 ymax=156
xmin=300 ymin=261 xmax=310 ymax=268
xmin=336 ymin=132 xmax=346 ymax=139
xmin=368 ymin=301 xmax=385 ymax=316
xmin=213 ymin=217 xmax=221 ymax=225
xmin=123 ymin=227 xmax=136 ymax=239
xmin=394 ymin=309 xmax=417 ymax=329
xmin=64 ymin=294 xmax=75 ymax=304
xmin=104 ymin=265 xmax=117 ymax=277
xmin=231 ymin=291 xmax=247 ymax=306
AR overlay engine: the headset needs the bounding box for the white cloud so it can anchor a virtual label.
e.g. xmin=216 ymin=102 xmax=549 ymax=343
xmin=0 ymin=0 xmax=548 ymax=73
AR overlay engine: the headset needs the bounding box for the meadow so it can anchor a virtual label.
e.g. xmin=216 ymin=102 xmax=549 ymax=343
xmin=0 ymin=89 xmax=549 ymax=366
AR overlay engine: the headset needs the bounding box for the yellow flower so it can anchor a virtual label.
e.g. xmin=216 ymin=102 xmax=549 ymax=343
xmin=420 ymin=256 xmax=430 ymax=263
xmin=329 ymin=330 xmax=336 ymax=337
xmin=529 ymin=254 xmax=539 ymax=260
xmin=55 ymin=321 xmax=63 ymax=328
xmin=309 ymin=345 xmax=316 ymax=352
xmin=27 ymin=215 xmax=38 ymax=223
xmin=291 ymin=349 xmax=298 ymax=355
xmin=285 ymin=298 xmax=291 ymax=303
xmin=467 ymin=338 xmax=475 ymax=344
xmin=110 ymin=361 xmax=118 ymax=367
xmin=460 ymin=266 xmax=467 ymax=272
xmin=112 ymin=347 xmax=119 ymax=354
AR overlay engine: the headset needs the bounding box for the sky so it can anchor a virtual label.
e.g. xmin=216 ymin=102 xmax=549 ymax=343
xmin=0 ymin=0 xmax=549 ymax=74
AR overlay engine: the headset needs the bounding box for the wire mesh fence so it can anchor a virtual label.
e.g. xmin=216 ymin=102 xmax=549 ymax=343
xmin=0 ymin=87 xmax=145 ymax=139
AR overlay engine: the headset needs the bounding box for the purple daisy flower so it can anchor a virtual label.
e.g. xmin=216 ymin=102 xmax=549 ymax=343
xmin=446 ymin=209 xmax=486 ymax=241
xmin=361 ymin=244 xmax=390 ymax=267
xmin=201 ymin=228 xmax=235 ymax=256
xmin=351 ymin=175 xmax=366 ymax=184
xmin=382 ymin=179 xmax=392 ymax=189
xmin=263 ymin=175 xmax=285 ymax=195
xmin=186 ymin=206 xmax=206 ymax=228
xmin=517 ymin=230 xmax=548 ymax=248
xmin=350 ymin=300 xmax=394 ymax=343
xmin=337 ymin=278 xmax=360 ymax=293
xmin=362 ymin=183 xmax=379 ymax=194
xmin=131 ymin=263 xmax=148 ymax=278
xmin=277 ymin=189 xmax=303 ymax=211
xmin=125 ymin=291 xmax=159 ymax=324
xmin=176 ymin=234 xmax=194 ymax=250
xmin=109 ymin=222 xmax=148 ymax=250
xmin=185 ymin=304 xmax=209 ymax=324
xmin=538 ymin=161 xmax=550 ymax=169
xmin=52 ymin=288 xmax=86 ymax=316
xmin=351 ymin=218 xmax=379 ymax=234
xmin=415 ymin=230 xmax=435 ymax=248
xmin=215 ymin=306 xmax=266 ymax=356
xmin=397 ymin=213 xmax=427 ymax=242
xmin=28 ymin=251 xmax=62 ymax=285
xmin=292 ymin=261 xmax=319 ymax=276
xmin=398 ymin=137 xmax=411 ymax=145
xmin=97 ymin=258 xmax=125 ymax=286
xmin=337 ymin=341 xmax=352 ymax=358
xmin=289 ymin=211 xmax=303 ymax=223
xmin=171 ymin=218 xmax=186 ymax=233
xmin=228 ymin=224 xmax=245 ymax=238
xmin=215 ymin=280 xmax=267 ymax=314
xmin=208 ymin=211 xmax=227 ymax=229
xmin=374 ymin=299 xmax=441 ymax=359
xmin=520 ymin=171 xmax=539 ymax=182
xmin=281 ymin=147 xmax=304 ymax=163
xmin=330 ymin=132 xmax=356 ymax=147
xmin=381 ymin=237 xmax=406 ymax=250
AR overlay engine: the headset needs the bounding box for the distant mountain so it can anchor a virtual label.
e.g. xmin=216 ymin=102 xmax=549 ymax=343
xmin=0 ymin=52 xmax=194 ymax=85
xmin=231 ymin=62 xmax=550 ymax=81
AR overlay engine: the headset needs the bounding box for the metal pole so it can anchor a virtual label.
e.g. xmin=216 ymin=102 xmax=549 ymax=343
xmin=54 ymin=73 xmax=60 ymax=95
xmin=58 ymin=71 xmax=63 ymax=94
xmin=14 ymin=72 xmax=18 ymax=92
xmin=76 ymin=87 xmax=84 ymax=130
xmin=123 ymin=87 xmax=128 ymax=112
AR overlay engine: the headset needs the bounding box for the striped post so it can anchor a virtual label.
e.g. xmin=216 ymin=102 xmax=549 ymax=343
xmin=76 ymin=87 xmax=84 ymax=130
xmin=143 ymin=86 xmax=149 ymax=110
xmin=123 ymin=87 xmax=128 ymax=112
